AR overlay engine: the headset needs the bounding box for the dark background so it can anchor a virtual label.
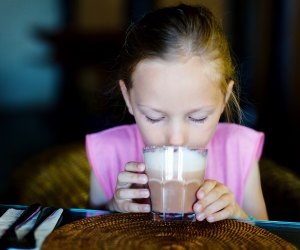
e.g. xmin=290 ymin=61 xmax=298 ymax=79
xmin=1 ymin=0 xmax=300 ymax=203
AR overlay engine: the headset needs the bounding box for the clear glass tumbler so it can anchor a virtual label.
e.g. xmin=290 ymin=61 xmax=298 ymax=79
xmin=143 ymin=146 xmax=207 ymax=221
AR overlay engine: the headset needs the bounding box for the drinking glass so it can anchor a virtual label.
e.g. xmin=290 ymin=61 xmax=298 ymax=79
xmin=143 ymin=146 xmax=207 ymax=221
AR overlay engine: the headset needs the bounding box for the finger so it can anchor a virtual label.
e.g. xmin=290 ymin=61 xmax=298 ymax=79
xmin=122 ymin=201 xmax=151 ymax=213
xmin=206 ymin=206 xmax=233 ymax=223
xmin=117 ymin=171 xmax=148 ymax=187
xmin=197 ymin=179 xmax=218 ymax=199
xmin=193 ymin=201 xmax=203 ymax=213
xmin=196 ymin=212 xmax=206 ymax=221
xmin=199 ymin=184 xmax=228 ymax=209
xmin=115 ymin=188 xmax=150 ymax=200
xmin=125 ymin=162 xmax=145 ymax=172
xmin=195 ymin=192 xmax=234 ymax=222
xmin=201 ymin=194 xmax=230 ymax=217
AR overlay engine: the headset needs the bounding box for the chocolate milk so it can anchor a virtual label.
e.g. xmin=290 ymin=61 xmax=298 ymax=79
xmin=144 ymin=146 xmax=207 ymax=216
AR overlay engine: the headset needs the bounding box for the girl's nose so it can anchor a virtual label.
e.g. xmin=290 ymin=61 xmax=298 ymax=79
xmin=166 ymin=123 xmax=187 ymax=146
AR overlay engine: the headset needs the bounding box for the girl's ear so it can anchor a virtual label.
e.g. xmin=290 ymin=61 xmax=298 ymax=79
xmin=225 ymin=80 xmax=234 ymax=103
xmin=119 ymin=80 xmax=134 ymax=115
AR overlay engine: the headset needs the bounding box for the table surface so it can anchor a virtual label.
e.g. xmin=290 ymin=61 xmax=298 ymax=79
xmin=1 ymin=204 xmax=300 ymax=248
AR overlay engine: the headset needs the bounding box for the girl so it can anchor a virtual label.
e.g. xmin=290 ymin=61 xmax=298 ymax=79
xmin=86 ymin=4 xmax=268 ymax=222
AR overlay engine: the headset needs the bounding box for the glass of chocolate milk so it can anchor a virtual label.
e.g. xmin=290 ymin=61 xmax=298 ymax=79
xmin=143 ymin=146 xmax=207 ymax=221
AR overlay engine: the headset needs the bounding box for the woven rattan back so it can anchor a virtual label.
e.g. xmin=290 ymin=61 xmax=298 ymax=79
xmin=13 ymin=143 xmax=90 ymax=208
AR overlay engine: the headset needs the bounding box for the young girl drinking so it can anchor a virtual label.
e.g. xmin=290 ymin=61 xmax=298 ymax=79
xmin=86 ymin=4 xmax=268 ymax=222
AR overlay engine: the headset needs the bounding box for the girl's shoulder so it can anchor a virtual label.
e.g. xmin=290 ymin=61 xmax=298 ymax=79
xmin=210 ymin=123 xmax=265 ymax=157
xmin=86 ymin=124 xmax=140 ymax=142
xmin=85 ymin=124 xmax=143 ymax=159
xmin=215 ymin=123 xmax=264 ymax=140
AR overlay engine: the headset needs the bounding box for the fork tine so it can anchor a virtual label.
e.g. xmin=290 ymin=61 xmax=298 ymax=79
xmin=7 ymin=207 xmax=58 ymax=249
xmin=0 ymin=203 xmax=41 ymax=248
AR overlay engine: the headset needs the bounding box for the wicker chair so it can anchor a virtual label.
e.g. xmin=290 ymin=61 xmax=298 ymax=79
xmin=13 ymin=143 xmax=300 ymax=221
xmin=259 ymin=158 xmax=300 ymax=222
xmin=13 ymin=143 xmax=91 ymax=209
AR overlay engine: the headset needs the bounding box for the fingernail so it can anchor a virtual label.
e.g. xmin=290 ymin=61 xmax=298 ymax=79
xmin=138 ymin=163 xmax=144 ymax=171
xmin=139 ymin=175 xmax=147 ymax=182
xmin=197 ymin=213 xmax=205 ymax=221
xmin=194 ymin=203 xmax=202 ymax=212
xmin=207 ymin=216 xmax=215 ymax=222
xmin=140 ymin=190 xmax=149 ymax=198
xmin=198 ymin=190 xmax=205 ymax=199
xmin=143 ymin=205 xmax=150 ymax=212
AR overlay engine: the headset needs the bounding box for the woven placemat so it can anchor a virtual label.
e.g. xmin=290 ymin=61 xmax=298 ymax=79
xmin=42 ymin=213 xmax=296 ymax=250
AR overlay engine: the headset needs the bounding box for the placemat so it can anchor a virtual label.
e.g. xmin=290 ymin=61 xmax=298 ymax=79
xmin=42 ymin=213 xmax=296 ymax=250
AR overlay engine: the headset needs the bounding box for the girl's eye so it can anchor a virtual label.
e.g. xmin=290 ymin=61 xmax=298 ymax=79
xmin=146 ymin=116 xmax=164 ymax=123
xmin=189 ymin=116 xmax=207 ymax=123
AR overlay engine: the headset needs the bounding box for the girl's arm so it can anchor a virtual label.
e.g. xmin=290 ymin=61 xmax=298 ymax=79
xmin=242 ymin=160 xmax=269 ymax=220
xmin=89 ymin=171 xmax=108 ymax=209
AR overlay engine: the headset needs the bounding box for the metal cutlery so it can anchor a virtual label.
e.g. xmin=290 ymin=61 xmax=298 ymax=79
xmin=0 ymin=203 xmax=42 ymax=248
xmin=12 ymin=206 xmax=58 ymax=249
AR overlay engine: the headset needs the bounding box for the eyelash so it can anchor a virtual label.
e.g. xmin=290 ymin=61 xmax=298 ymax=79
xmin=188 ymin=117 xmax=207 ymax=123
xmin=146 ymin=116 xmax=207 ymax=124
xmin=146 ymin=116 xmax=164 ymax=123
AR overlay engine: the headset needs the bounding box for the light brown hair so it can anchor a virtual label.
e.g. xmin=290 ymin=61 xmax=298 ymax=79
xmin=117 ymin=4 xmax=241 ymax=122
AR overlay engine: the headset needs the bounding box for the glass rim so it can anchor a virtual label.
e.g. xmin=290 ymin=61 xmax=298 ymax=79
xmin=143 ymin=145 xmax=207 ymax=154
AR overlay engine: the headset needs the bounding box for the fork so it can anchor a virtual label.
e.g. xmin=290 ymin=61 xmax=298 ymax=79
xmin=10 ymin=206 xmax=58 ymax=249
xmin=0 ymin=203 xmax=42 ymax=248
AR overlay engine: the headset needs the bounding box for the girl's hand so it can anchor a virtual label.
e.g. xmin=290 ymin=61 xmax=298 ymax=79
xmin=193 ymin=179 xmax=248 ymax=222
xmin=107 ymin=162 xmax=151 ymax=213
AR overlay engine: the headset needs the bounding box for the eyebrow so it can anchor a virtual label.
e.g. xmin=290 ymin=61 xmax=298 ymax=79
xmin=188 ymin=106 xmax=215 ymax=114
xmin=137 ymin=105 xmax=165 ymax=114
xmin=138 ymin=104 xmax=215 ymax=114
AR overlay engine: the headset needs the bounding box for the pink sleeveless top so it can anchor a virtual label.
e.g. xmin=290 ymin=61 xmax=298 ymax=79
xmin=86 ymin=123 xmax=264 ymax=206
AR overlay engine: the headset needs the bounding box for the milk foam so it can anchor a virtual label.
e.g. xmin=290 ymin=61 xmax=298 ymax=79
xmin=144 ymin=146 xmax=206 ymax=172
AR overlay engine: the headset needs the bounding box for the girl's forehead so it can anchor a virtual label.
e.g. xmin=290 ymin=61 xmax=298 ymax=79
xmin=135 ymin=56 xmax=195 ymax=69
xmin=132 ymin=56 xmax=222 ymax=89
xmin=130 ymin=57 xmax=225 ymax=108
